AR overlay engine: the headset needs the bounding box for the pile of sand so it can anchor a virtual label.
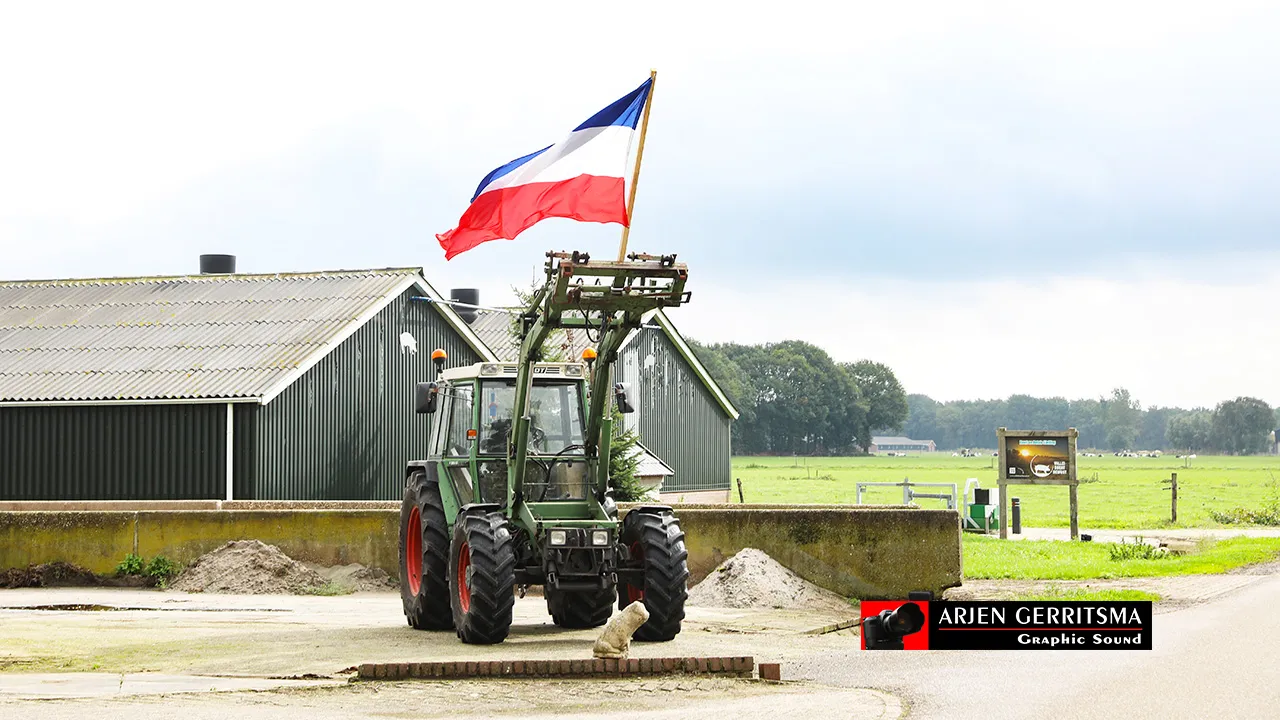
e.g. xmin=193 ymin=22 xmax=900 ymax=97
xmin=170 ymin=540 xmax=330 ymax=595
xmin=686 ymin=548 xmax=851 ymax=613
xmin=308 ymin=563 xmax=397 ymax=592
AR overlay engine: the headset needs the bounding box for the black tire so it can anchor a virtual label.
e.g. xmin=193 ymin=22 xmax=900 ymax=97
xmin=449 ymin=511 xmax=516 ymax=644
xmin=546 ymin=587 xmax=616 ymax=629
xmin=617 ymin=511 xmax=689 ymax=641
xmin=399 ymin=470 xmax=452 ymax=630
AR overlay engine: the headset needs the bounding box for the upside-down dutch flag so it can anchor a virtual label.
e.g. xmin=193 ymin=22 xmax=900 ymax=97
xmin=436 ymin=78 xmax=653 ymax=260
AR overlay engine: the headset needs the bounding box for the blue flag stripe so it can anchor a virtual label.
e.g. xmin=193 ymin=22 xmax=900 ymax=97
xmin=574 ymin=78 xmax=653 ymax=131
xmin=470 ymin=144 xmax=552 ymax=202
xmin=470 ymin=77 xmax=652 ymax=201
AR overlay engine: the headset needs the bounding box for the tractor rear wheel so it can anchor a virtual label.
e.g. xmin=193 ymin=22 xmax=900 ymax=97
xmin=546 ymin=587 xmax=615 ymax=629
xmin=617 ymin=510 xmax=689 ymax=641
xmin=399 ymin=470 xmax=452 ymax=630
xmin=449 ymin=511 xmax=516 ymax=644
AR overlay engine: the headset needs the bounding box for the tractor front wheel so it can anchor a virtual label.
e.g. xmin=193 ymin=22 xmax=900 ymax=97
xmin=617 ymin=510 xmax=689 ymax=641
xmin=546 ymin=587 xmax=616 ymax=629
xmin=449 ymin=512 xmax=516 ymax=644
xmin=399 ymin=470 xmax=452 ymax=630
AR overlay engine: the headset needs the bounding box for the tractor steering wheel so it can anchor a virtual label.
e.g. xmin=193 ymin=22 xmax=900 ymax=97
xmin=528 ymin=425 xmax=547 ymax=452
xmin=501 ymin=423 xmax=548 ymax=453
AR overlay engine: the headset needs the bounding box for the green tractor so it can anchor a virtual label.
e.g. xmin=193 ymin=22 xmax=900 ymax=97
xmin=399 ymin=250 xmax=692 ymax=645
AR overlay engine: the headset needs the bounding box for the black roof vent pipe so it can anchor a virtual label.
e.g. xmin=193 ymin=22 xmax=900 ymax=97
xmin=199 ymin=254 xmax=236 ymax=275
xmin=450 ymin=288 xmax=480 ymax=323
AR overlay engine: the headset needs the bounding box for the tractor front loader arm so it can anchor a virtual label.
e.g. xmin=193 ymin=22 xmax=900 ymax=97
xmin=508 ymin=251 xmax=690 ymax=506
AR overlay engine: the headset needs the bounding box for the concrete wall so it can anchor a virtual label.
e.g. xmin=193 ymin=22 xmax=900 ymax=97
xmin=0 ymin=505 xmax=961 ymax=598
xmin=654 ymin=507 xmax=962 ymax=598
xmin=0 ymin=510 xmax=399 ymax=576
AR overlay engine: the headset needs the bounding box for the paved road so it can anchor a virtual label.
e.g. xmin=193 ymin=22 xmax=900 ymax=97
xmin=791 ymin=570 xmax=1280 ymax=719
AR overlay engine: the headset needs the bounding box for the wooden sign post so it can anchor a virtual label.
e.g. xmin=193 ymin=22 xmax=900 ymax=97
xmin=996 ymin=428 xmax=1080 ymax=540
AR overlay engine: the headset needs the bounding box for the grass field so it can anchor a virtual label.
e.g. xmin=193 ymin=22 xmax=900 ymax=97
xmin=962 ymin=535 xmax=1280 ymax=579
xmin=732 ymin=454 xmax=1280 ymax=529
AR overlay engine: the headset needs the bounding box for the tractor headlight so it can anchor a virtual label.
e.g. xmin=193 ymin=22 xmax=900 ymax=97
xmin=549 ymin=530 xmax=567 ymax=546
xmin=480 ymin=363 xmax=500 ymax=376
xmin=591 ymin=530 xmax=610 ymax=547
xmin=565 ymin=364 xmax=583 ymax=377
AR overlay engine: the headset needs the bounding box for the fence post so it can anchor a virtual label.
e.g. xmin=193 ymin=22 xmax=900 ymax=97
xmin=736 ymin=478 xmax=745 ymax=504
xmin=1162 ymin=472 xmax=1178 ymax=523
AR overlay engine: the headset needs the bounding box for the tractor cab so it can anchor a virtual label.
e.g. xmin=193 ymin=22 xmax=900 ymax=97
xmin=419 ymin=361 xmax=600 ymax=516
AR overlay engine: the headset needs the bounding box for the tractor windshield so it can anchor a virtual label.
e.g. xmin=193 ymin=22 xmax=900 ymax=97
xmin=478 ymin=380 xmax=585 ymax=456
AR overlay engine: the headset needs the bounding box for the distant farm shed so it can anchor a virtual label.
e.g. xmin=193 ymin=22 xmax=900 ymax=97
xmin=870 ymin=436 xmax=937 ymax=453
xmin=0 ymin=265 xmax=494 ymax=501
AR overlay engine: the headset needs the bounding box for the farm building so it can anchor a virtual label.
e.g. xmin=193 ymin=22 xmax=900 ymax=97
xmin=0 ymin=262 xmax=738 ymax=503
xmin=870 ymin=436 xmax=937 ymax=453
xmin=0 ymin=261 xmax=494 ymax=501
xmin=467 ymin=302 xmax=740 ymax=503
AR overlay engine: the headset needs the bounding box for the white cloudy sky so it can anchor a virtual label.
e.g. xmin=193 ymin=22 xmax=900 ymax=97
xmin=1 ymin=1 xmax=1277 ymax=409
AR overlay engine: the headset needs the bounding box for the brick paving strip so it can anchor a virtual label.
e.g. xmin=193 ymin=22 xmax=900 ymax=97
xmin=357 ymin=656 xmax=755 ymax=681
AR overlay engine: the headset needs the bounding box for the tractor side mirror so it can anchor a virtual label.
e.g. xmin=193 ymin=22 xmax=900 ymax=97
xmin=613 ymin=382 xmax=635 ymax=414
xmin=416 ymin=381 xmax=439 ymax=414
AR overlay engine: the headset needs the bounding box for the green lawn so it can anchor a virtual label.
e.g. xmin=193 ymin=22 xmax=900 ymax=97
xmin=963 ymin=535 xmax=1280 ymax=580
xmin=732 ymin=454 xmax=1280 ymax=529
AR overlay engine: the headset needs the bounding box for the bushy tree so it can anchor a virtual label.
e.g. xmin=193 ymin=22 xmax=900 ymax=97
xmin=607 ymin=409 xmax=648 ymax=501
xmin=1103 ymin=387 xmax=1141 ymax=451
xmin=844 ymin=360 xmax=908 ymax=452
xmin=904 ymin=394 xmax=940 ymax=446
xmin=1211 ymin=397 xmax=1275 ymax=455
xmin=1167 ymin=412 xmax=1212 ymax=452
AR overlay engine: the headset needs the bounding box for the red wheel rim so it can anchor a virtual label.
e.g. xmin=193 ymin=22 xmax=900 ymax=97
xmin=457 ymin=541 xmax=472 ymax=614
xmin=406 ymin=507 xmax=422 ymax=596
xmin=627 ymin=541 xmax=644 ymax=602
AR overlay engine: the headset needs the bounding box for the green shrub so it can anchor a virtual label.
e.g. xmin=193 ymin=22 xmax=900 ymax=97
xmin=1209 ymin=504 xmax=1280 ymax=526
xmin=1107 ymin=539 xmax=1169 ymax=562
xmin=115 ymin=553 xmax=144 ymax=576
xmin=609 ymin=410 xmax=649 ymax=503
xmin=144 ymin=555 xmax=182 ymax=587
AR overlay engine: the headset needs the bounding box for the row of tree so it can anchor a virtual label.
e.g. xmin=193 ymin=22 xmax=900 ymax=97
xmin=905 ymin=390 xmax=1280 ymax=454
xmin=688 ymin=340 xmax=909 ymax=455
xmin=687 ymin=336 xmax=1278 ymax=456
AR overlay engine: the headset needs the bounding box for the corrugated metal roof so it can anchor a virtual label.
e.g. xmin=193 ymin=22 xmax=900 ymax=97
xmin=0 ymin=269 xmax=421 ymax=403
xmin=468 ymin=308 xmax=594 ymax=362
xmin=632 ymin=442 xmax=675 ymax=478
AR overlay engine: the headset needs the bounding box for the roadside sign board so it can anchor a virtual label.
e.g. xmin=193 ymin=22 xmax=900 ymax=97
xmin=996 ymin=428 xmax=1079 ymax=539
xmin=1001 ymin=432 xmax=1075 ymax=484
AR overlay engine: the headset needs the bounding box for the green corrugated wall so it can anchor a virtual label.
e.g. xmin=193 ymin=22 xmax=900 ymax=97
xmin=0 ymin=403 xmax=225 ymax=500
xmin=617 ymin=328 xmax=732 ymax=493
xmin=237 ymin=289 xmax=481 ymax=500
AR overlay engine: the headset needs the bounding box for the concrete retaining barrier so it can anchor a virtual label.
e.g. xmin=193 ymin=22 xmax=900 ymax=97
xmin=0 ymin=504 xmax=961 ymax=597
xmin=661 ymin=507 xmax=961 ymax=598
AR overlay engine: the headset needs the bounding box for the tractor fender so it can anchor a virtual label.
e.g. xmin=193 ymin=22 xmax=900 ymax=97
xmin=458 ymin=503 xmax=504 ymax=516
xmin=621 ymin=504 xmax=676 ymax=535
xmin=405 ymin=461 xmax=441 ymax=485
xmin=626 ymin=504 xmax=674 ymax=516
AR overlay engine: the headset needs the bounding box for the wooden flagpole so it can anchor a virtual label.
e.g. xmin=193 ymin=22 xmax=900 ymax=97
xmin=617 ymin=69 xmax=657 ymax=262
